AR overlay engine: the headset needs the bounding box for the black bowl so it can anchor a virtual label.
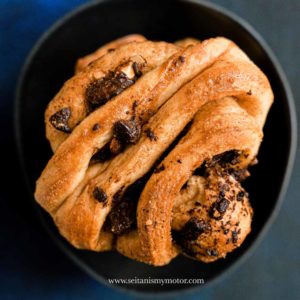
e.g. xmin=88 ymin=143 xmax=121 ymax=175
xmin=15 ymin=0 xmax=297 ymax=296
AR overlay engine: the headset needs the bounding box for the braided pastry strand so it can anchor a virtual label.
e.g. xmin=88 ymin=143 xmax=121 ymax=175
xmin=75 ymin=34 xmax=147 ymax=73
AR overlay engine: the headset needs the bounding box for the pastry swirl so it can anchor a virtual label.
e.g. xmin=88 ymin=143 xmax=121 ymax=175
xmin=35 ymin=36 xmax=273 ymax=265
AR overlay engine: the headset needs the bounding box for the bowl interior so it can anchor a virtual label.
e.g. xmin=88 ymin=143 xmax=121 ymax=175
xmin=16 ymin=0 xmax=294 ymax=294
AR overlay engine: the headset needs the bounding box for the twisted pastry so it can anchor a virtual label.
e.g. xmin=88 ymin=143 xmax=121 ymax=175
xmin=35 ymin=36 xmax=273 ymax=265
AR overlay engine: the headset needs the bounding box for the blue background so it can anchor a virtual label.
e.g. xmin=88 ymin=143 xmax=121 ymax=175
xmin=1 ymin=0 xmax=299 ymax=299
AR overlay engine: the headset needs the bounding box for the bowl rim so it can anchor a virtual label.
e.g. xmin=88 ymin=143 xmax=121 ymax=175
xmin=14 ymin=0 xmax=297 ymax=297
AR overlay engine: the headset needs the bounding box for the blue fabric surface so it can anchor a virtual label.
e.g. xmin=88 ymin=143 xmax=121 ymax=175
xmin=0 ymin=0 xmax=299 ymax=299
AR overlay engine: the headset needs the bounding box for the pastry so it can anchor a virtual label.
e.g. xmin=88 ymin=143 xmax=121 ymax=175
xmin=35 ymin=35 xmax=273 ymax=265
xmin=75 ymin=34 xmax=147 ymax=73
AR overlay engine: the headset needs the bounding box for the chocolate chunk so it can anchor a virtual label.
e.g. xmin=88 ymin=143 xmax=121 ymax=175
xmin=109 ymin=198 xmax=136 ymax=235
xmin=93 ymin=187 xmax=107 ymax=204
xmin=110 ymin=175 xmax=150 ymax=235
xmin=177 ymin=159 xmax=182 ymax=164
xmin=92 ymin=123 xmax=100 ymax=131
xmin=206 ymin=249 xmax=219 ymax=257
xmin=49 ymin=107 xmax=71 ymax=133
xmin=209 ymin=198 xmax=230 ymax=220
xmin=171 ymin=230 xmax=197 ymax=257
xmin=179 ymin=55 xmax=185 ymax=63
xmin=132 ymin=62 xmax=142 ymax=78
xmin=145 ymin=128 xmax=158 ymax=141
xmin=218 ymin=198 xmax=230 ymax=214
xmin=154 ymin=164 xmax=165 ymax=173
xmin=247 ymin=90 xmax=252 ymax=95
xmin=85 ymin=71 xmax=136 ymax=111
xmin=175 ymin=55 xmax=186 ymax=67
xmin=179 ymin=217 xmax=211 ymax=241
xmin=113 ymin=119 xmax=141 ymax=144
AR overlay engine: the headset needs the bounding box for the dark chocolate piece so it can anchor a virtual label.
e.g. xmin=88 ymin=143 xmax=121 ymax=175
xmin=49 ymin=107 xmax=71 ymax=133
xmin=109 ymin=199 xmax=136 ymax=235
xmin=179 ymin=217 xmax=211 ymax=241
xmin=113 ymin=119 xmax=141 ymax=144
xmin=209 ymin=197 xmax=230 ymax=220
xmin=85 ymin=71 xmax=135 ymax=111
xmin=179 ymin=55 xmax=185 ymax=63
xmin=93 ymin=187 xmax=107 ymax=204
xmin=92 ymin=123 xmax=100 ymax=131
xmin=132 ymin=62 xmax=142 ymax=78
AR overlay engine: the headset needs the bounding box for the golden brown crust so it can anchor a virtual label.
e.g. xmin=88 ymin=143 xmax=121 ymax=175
xmin=75 ymin=34 xmax=147 ymax=73
xmin=53 ymin=163 xmax=113 ymax=250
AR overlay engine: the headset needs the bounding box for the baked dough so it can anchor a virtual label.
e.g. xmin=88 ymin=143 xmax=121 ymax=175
xmin=75 ymin=34 xmax=147 ymax=73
